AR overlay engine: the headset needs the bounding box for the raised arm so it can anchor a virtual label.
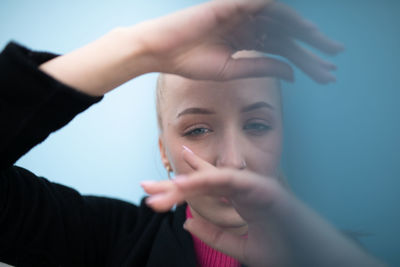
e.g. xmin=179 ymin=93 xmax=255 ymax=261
xmin=0 ymin=1 xmax=345 ymax=266
xmin=1 ymin=0 xmax=343 ymax=167
xmin=0 ymin=43 xmax=103 ymax=169
xmin=39 ymin=0 xmax=343 ymax=97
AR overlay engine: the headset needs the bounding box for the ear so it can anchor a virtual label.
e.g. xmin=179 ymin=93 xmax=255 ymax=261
xmin=158 ymin=136 xmax=170 ymax=168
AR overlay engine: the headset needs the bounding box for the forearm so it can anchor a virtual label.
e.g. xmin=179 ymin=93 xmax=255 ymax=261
xmin=39 ymin=26 xmax=151 ymax=97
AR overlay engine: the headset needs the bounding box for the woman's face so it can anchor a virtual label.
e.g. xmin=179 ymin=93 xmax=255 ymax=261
xmin=158 ymin=74 xmax=283 ymax=231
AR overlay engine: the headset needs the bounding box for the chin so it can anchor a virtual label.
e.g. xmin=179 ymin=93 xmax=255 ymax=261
xmin=189 ymin=197 xmax=247 ymax=229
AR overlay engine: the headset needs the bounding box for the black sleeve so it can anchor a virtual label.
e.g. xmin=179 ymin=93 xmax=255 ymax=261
xmin=0 ymin=167 xmax=139 ymax=267
xmin=0 ymin=42 xmax=103 ymax=168
xmin=0 ymin=42 xmax=140 ymax=266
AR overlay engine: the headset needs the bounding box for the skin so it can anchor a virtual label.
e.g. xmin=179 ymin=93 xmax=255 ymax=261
xmin=36 ymin=1 xmax=382 ymax=266
xmin=39 ymin=1 xmax=343 ymax=97
xmin=158 ymin=74 xmax=283 ymax=234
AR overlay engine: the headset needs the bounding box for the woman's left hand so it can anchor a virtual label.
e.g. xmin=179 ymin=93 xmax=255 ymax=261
xmin=141 ymin=147 xmax=295 ymax=267
xmin=141 ymin=147 xmax=385 ymax=267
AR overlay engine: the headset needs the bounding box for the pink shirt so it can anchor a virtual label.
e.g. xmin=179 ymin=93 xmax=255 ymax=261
xmin=186 ymin=206 xmax=241 ymax=267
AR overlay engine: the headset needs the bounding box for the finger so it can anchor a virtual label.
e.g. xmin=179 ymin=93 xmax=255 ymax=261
xmin=210 ymin=0 xmax=271 ymax=23
xmin=143 ymin=169 xmax=245 ymax=210
xmin=217 ymin=56 xmax=294 ymax=82
xmin=182 ymin=145 xmax=215 ymax=171
xmin=281 ymin=39 xmax=337 ymax=84
xmin=289 ymin=25 xmax=345 ymax=56
xmin=260 ymin=3 xmax=344 ymax=54
xmin=142 ymin=179 xmax=188 ymax=212
xmin=231 ymin=15 xmax=337 ymax=83
xmin=146 ymin=190 xmax=186 ymax=212
xmin=191 ymin=0 xmax=270 ymax=37
xmin=173 ymin=169 xmax=280 ymax=219
xmin=184 ymin=217 xmax=248 ymax=263
xmin=145 ymin=169 xmax=280 ymax=219
xmin=173 ymin=169 xmax=253 ymax=197
xmin=141 ymin=179 xmax=178 ymax=195
xmin=261 ymin=35 xmax=337 ymax=84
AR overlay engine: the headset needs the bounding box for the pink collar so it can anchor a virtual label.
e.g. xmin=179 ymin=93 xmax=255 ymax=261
xmin=186 ymin=205 xmax=241 ymax=267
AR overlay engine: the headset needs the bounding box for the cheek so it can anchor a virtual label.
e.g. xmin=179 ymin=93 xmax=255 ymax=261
xmin=164 ymin=125 xmax=283 ymax=176
xmin=247 ymin=130 xmax=282 ymax=176
xmin=173 ymin=142 xmax=216 ymax=175
xmin=164 ymin=132 xmax=216 ymax=175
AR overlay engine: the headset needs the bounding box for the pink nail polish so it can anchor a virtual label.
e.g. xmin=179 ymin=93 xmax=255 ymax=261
xmin=182 ymin=145 xmax=193 ymax=154
xmin=172 ymin=175 xmax=187 ymax=184
xmin=146 ymin=194 xmax=163 ymax=205
xmin=183 ymin=219 xmax=192 ymax=230
xmin=140 ymin=181 xmax=156 ymax=187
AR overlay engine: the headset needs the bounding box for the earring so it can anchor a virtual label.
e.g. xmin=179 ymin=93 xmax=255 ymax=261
xmin=166 ymin=165 xmax=173 ymax=179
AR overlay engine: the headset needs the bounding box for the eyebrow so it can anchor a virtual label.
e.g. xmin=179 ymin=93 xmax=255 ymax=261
xmin=241 ymin=101 xmax=275 ymax=112
xmin=176 ymin=101 xmax=275 ymax=118
xmin=177 ymin=107 xmax=215 ymax=118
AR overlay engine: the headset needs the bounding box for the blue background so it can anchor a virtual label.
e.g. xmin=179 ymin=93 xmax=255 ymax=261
xmin=1 ymin=0 xmax=398 ymax=265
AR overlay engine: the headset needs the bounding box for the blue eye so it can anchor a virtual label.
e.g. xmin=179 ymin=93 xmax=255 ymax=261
xmin=184 ymin=127 xmax=211 ymax=137
xmin=244 ymin=122 xmax=271 ymax=134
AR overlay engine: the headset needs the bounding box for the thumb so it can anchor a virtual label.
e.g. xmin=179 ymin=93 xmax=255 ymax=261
xmin=217 ymin=57 xmax=294 ymax=81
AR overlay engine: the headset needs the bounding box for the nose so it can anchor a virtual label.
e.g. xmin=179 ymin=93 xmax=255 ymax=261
xmin=215 ymin=130 xmax=246 ymax=170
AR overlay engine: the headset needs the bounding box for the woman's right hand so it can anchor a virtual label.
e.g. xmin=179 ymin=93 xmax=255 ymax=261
xmin=132 ymin=0 xmax=343 ymax=83
xmin=40 ymin=0 xmax=343 ymax=96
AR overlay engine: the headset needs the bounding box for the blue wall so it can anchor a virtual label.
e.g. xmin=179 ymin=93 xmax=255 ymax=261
xmin=280 ymin=1 xmax=400 ymax=265
xmin=1 ymin=0 xmax=398 ymax=265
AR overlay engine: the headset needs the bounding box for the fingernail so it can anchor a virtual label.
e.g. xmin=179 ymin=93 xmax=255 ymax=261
xmin=334 ymin=42 xmax=345 ymax=53
xmin=183 ymin=219 xmax=192 ymax=230
xmin=140 ymin=180 xmax=157 ymax=187
xmin=146 ymin=194 xmax=165 ymax=205
xmin=172 ymin=175 xmax=187 ymax=184
xmin=325 ymin=63 xmax=337 ymax=71
xmin=327 ymin=74 xmax=337 ymax=83
xmin=182 ymin=145 xmax=193 ymax=154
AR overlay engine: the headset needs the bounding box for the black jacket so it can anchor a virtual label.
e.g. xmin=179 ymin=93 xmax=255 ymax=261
xmin=0 ymin=42 xmax=198 ymax=267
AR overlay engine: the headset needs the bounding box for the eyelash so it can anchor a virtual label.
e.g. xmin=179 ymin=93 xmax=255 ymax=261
xmin=182 ymin=121 xmax=271 ymax=138
xmin=243 ymin=121 xmax=271 ymax=135
xmin=183 ymin=126 xmax=212 ymax=137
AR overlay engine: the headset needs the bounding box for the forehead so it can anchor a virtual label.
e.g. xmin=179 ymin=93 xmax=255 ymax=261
xmin=161 ymin=74 xmax=281 ymax=112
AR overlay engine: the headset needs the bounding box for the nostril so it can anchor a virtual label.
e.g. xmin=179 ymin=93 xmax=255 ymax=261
xmin=216 ymin=157 xmax=247 ymax=170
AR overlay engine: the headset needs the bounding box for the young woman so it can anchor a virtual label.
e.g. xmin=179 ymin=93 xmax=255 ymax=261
xmin=148 ymin=69 xmax=380 ymax=267
xmin=0 ymin=0 xmax=383 ymax=266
